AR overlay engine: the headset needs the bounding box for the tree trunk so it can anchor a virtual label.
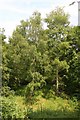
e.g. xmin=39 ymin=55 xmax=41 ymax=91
xmin=56 ymin=67 xmax=59 ymax=95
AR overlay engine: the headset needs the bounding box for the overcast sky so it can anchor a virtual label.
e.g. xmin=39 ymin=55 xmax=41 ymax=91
xmin=0 ymin=0 xmax=78 ymax=38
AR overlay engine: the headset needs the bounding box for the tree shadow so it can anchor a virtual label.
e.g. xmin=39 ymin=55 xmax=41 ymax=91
xmin=27 ymin=107 xmax=80 ymax=120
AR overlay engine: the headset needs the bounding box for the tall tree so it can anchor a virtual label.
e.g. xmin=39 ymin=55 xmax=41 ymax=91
xmin=7 ymin=11 xmax=46 ymax=90
xmin=65 ymin=26 xmax=80 ymax=95
xmin=44 ymin=7 xmax=70 ymax=93
xmin=12 ymin=11 xmax=43 ymax=45
xmin=0 ymin=28 xmax=9 ymax=86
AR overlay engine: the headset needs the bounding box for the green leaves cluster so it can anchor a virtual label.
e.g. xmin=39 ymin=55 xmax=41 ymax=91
xmin=2 ymin=7 xmax=80 ymax=96
xmin=1 ymin=96 xmax=27 ymax=119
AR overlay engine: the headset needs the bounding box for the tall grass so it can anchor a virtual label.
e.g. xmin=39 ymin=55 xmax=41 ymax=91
xmin=26 ymin=96 xmax=79 ymax=119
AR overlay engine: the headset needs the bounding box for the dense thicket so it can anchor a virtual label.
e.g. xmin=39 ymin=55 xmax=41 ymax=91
xmin=1 ymin=8 xmax=80 ymax=97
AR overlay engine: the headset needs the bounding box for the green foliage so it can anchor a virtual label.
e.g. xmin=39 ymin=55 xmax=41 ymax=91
xmin=1 ymin=86 xmax=15 ymax=97
xmin=45 ymin=7 xmax=70 ymax=28
xmin=2 ymin=7 xmax=80 ymax=96
xmin=1 ymin=7 xmax=80 ymax=119
xmin=27 ymin=96 xmax=79 ymax=119
xmin=28 ymin=108 xmax=77 ymax=119
xmin=25 ymin=72 xmax=46 ymax=98
xmin=53 ymin=58 xmax=69 ymax=71
xmin=0 ymin=28 xmax=6 ymax=41
xmin=1 ymin=96 xmax=27 ymax=119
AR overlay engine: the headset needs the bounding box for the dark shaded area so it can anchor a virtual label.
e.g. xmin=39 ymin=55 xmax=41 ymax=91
xmin=27 ymin=108 xmax=80 ymax=119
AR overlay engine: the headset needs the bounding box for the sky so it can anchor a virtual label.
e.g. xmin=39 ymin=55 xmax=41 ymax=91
xmin=0 ymin=0 xmax=78 ymax=39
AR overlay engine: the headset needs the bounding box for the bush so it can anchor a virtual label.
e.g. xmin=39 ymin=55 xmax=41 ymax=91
xmin=1 ymin=96 xmax=27 ymax=119
xmin=1 ymin=86 xmax=15 ymax=97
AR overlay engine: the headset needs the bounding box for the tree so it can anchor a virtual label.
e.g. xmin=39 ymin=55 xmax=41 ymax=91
xmin=65 ymin=26 xmax=80 ymax=95
xmin=2 ymin=8 xmax=80 ymax=98
xmin=12 ymin=11 xmax=43 ymax=45
xmin=8 ymin=34 xmax=35 ymax=88
xmin=44 ymin=7 xmax=70 ymax=94
xmin=52 ymin=58 xmax=69 ymax=94
xmin=45 ymin=7 xmax=70 ymax=41
xmin=0 ymin=28 xmax=10 ymax=86
xmin=7 ymin=11 xmax=49 ymax=91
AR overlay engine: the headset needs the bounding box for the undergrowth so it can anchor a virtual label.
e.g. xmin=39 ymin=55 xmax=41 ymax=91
xmin=1 ymin=87 xmax=80 ymax=119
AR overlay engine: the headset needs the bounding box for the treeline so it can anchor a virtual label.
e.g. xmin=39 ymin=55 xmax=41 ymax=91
xmin=1 ymin=7 xmax=80 ymax=97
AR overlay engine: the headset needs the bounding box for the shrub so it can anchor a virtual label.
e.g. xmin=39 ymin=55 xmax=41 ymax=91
xmin=1 ymin=96 xmax=27 ymax=119
xmin=1 ymin=86 xmax=15 ymax=97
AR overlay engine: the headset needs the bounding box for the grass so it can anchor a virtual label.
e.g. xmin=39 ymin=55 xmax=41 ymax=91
xmin=3 ymin=86 xmax=79 ymax=119
xmin=12 ymin=94 xmax=79 ymax=119
xmin=27 ymin=96 xmax=79 ymax=119
xmin=2 ymin=85 xmax=80 ymax=119
xmin=27 ymin=108 xmax=78 ymax=119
